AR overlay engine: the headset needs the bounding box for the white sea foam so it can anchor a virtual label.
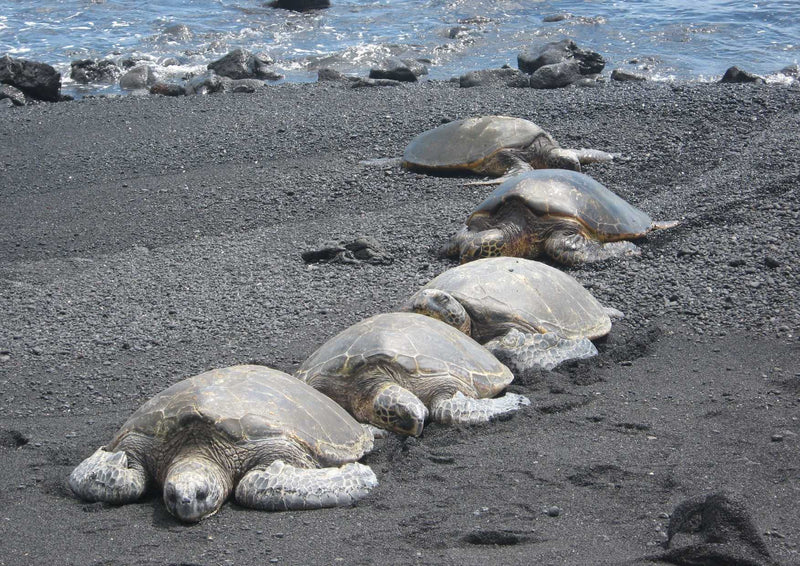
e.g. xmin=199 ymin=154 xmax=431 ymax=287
xmin=2 ymin=0 xmax=798 ymax=96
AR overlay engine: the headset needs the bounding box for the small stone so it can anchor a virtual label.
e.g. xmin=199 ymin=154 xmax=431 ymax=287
xmin=611 ymin=69 xmax=647 ymax=82
xmin=764 ymin=256 xmax=781 ymax=268
xmin=771 ymin=434 xmax=784 ymax=442
xmin=546 ymin=505 xmax=561 ymax=517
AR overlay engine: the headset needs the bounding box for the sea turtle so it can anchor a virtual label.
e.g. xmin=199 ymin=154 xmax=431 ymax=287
xmin=443 ymin=169 xmax=679 ymax=265
xmin=295 ymin=312 xmax=529 ymax=437
xmin=69 ymin=365 xmax=377 ymax=523
xmin=401 ymin=115 xmax=617 ymax=183
xmin=400 ymin=257 xmax=623 ymax=372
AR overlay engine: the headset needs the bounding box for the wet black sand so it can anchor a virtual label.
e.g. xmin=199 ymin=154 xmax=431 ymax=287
xmin=0 ymin=80 xmax=798 ymax=565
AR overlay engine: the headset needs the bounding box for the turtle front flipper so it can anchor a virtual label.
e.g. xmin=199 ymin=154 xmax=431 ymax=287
xmin=442 ymin=226 xmax=515 ymax=263
xmin=235 ymin=460 xmax=378 ymax=511
xmin=69 ymin=447 xmax=148 ymax=504
xmin=544 ymin=230 xmax=640 ymax=265
xmin=430 ymin=391 xmax=530 ymax=425
xmin=359 ymin=381 xmax=428 ymax=436
xmin=465 ymin=151 xmax=534 ymax=186
xmin=485 ymin=328 xmax=598 ymax=373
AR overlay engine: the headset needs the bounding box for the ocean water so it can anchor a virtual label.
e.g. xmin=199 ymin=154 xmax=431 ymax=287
xmin=1 ymin=0 xmax=798 ymax=97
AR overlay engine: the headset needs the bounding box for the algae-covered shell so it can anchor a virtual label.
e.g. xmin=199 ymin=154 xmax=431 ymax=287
xmin=296 ymin=312 xmax=513 ymax=399
xmin=402 ymin=116 xmax=549 ymax=172
xmin=109 ymin=365 xmax=372 ymax=465
xmin=468 ymin=169 xmax=654 ymax=239
xmin=408 ymin=257 xmax=612 ymax=342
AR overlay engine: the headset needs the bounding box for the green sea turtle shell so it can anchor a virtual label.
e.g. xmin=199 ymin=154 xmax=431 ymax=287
xmin=108 ymin=365 xmax=372 ymax=465
xmin=469 ymin=169 xmax=654 ymax=239
xmin=402 ymin=116 xmax=546 ymax=171
xmin=413 ymin=257 xmax=612 ymax=342
xmin=296 ymin=312 xmax=513 ymax=399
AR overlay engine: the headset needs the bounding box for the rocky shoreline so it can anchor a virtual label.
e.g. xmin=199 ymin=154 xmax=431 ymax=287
xmin=4 ymin=33 xmax=797 ymax=108
xmin=0 ymin=79 xmax=798 ymax=565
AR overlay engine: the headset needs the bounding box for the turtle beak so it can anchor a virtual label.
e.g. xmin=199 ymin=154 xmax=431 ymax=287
xmin=390 ymin=402 xmax=428 ymax=437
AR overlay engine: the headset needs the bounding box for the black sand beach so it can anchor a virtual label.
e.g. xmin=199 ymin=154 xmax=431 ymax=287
xmin=1 ymin=80 xmax=798 ymax=565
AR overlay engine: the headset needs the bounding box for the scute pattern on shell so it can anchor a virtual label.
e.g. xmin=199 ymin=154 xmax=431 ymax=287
xmin=109 ymin=365 xmax=371 ymax=464
xmin=402 ymin=116 xmax=545 ymax=170
xmin=296 ymin=313 xmax=513 ymax=399
xmin=469 ymin=169 xmax=654 ymax=238
xmin=415 ymin=257 xmax=612 ymax=341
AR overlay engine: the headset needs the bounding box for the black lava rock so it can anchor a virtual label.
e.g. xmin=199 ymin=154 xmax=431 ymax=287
xmin=518 ymin=38 xmax=604 ymax=76
xmin=0 ymin=55 xmax=61 ymax=102
xmin=529 ymin=59 xmax=584 ymax=89
xmin=720 ymin=66 xmax=765 ymax=84
xmin=0 ymin=83 xmax=26 ymax=106
xmin=70 ymin=59 xmax=120 ymax=84
xmin=269 ymin=0 xmax=330 ymax=11
xmin=369 ymin=57 xmax=428 ymax=82
xmin=611 ymin=69 xmax=647 ymax=82
xmin=149 ymin=82 xmax=186 ymax=97
xmin=459 ymin=67 xmax=524 ymax=88
xmin=302 ymin=237 xmax=393 ymax=265
xmin=208 ymin=48 xmax=277 ymax=80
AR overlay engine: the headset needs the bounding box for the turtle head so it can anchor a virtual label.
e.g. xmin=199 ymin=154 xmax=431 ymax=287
xmin=405 ymin=289 xmax=472 ymax=336
xmin=163 ymin=457 xmax=230 ymax=523
xmin=545 ymin=148 xmax=582 ymax=171
xmin=354 ymin=381 xmax=428 ymax=437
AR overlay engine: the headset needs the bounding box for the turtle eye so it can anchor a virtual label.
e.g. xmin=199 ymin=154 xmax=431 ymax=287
xmin=196 ymin=488 xmax=208 ymax=501
xmin=166 ymin=489 xmax=177 ymax=503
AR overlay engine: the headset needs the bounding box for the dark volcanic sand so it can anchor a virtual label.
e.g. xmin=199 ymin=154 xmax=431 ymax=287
xmin=0 ymin=81 xmax=798 ymax=566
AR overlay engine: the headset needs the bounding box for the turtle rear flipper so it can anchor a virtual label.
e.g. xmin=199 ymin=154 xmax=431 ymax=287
xmin=568 ymin=148 xmax=620 ymax=165
xmin=545 ymin=231 xmax=640 ymax=264
xmin=651 ymin=219 xmax=680 ymax=231
xmin=486 ymin=328 xmax=597 ymax=373
xmin=68 ymin=447 xmax=148 ymax=504
xmin=235 ymin=460 xmax=377 ymax=511
xmin=431 ymin=391 xmax=530 ymax=425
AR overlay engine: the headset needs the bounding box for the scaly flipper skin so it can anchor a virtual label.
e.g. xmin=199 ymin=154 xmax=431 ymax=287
xmin=545 ymin=231 xmax=640 ymax=265
xmin=444 ymin=225 xmax=530 ymax=263
xmin=430 ymin=391 xmax=530 ymax=425
xmin=485 ymin=328 xmax=598 ymax=373
xmin=361 ymin=423 xmax=389 ymax=441
xmin=459 ymin=228 xmax=509 ymax=261
xmin=569 ymin=148 xmax=620 ymax=165
xmin=235 ymin=460 xmax=377 ymax=511
xmin=465 ymin=151 xmax=534 ymax=186
xmin=68 ymin=447 xmax=147 ymax=504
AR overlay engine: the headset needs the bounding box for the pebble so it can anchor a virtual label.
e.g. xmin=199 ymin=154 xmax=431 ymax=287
xmin=771 ymin=434 xmax=784 ymax=442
